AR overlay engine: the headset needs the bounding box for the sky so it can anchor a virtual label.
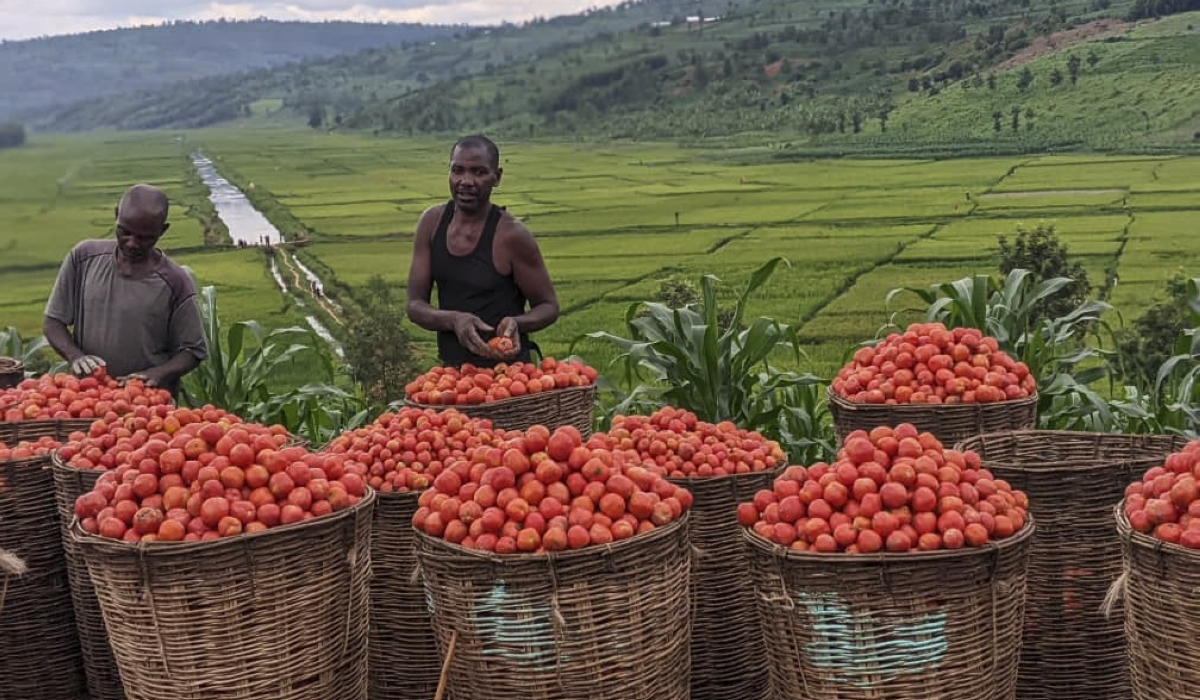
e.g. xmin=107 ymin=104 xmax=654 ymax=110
xmin=0 ymin=0 xmax=627 ymax=41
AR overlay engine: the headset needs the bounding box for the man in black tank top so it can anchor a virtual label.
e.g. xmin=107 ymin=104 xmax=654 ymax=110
xmin=406 ymin=135 xmax=560 ymax=368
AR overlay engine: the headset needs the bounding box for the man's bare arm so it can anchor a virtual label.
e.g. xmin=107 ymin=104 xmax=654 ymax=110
xmin=43 ymin=317 xmax=86 ymax=363
xmin=505 ymin=223 xmax=560 ymax=334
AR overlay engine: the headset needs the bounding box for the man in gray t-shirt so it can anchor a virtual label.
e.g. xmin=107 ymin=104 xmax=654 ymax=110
xmin=43 ymin=184 xmax=208 ymax=397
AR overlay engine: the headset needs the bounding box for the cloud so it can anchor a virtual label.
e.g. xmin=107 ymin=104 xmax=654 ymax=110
xmin=0 ymin=0 xmax=628 ymax=40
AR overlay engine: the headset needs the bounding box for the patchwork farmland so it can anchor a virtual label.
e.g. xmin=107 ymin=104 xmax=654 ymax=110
xmin=2 ymin=128 xmax=1198 ymax=377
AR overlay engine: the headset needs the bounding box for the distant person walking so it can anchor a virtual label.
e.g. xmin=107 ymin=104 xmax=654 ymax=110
xmin=406 ymin=134 xmax=560 ymax=368
xmin=42 ymin=184 xmax=208 ymax=396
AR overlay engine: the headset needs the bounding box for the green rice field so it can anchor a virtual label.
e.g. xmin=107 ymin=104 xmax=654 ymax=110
xmin=2 ymin=127 xmax=1198 ymax=377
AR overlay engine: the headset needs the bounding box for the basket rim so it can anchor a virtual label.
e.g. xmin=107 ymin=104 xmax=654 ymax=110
xmin=405 ymin=382 xmax=596 ymax=412
xmin=955 ymin=430 xmax=1186 ymax=473
xmin=414 ymin=510 xmax=688 ymax=565
xmin=665 ymin=464 xmax=786 ymax=483
xmin=0 ymin=453 xmax=55 ymax=469
xmin=827 ymin=385 xmax=1039 ymax=410
xmin=742 ymin=511 xmax=1036 ymax=564
xmin=1115 ymin=499 xmax=1200 ymax=558
xmin=375 ymin=488 xmax=423 ymax=502
xmin=69 ymin=488 xmax=377 ymax=553
xmin=0 ymin=416 xmax=98 ymax=432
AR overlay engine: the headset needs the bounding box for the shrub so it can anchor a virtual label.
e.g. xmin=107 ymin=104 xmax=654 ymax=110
xmin=997 ymin=223 xmax=1092 ymax=325
xmin=342 ymin=276 xmax=419 ymax=406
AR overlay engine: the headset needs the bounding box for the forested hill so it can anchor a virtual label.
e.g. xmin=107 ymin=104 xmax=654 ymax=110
xmin=24 ymin=0 xmax=742 ymax=131
xmin=0 ymin=19 xmax=463 ymax=120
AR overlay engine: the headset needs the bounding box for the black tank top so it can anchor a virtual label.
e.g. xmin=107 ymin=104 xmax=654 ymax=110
xmin=430 ymin=201 xmax=533 ymax=367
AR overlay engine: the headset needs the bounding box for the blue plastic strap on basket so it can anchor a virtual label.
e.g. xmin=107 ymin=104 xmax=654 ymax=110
xmin=470 ymin=580 xmax=566 ymax=668
xmin=796 ymin=591 xmax=948 ymax=687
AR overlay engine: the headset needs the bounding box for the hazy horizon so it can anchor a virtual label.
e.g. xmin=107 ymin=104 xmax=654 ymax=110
xmin=0 ymin=1 xmax=629 ymax=41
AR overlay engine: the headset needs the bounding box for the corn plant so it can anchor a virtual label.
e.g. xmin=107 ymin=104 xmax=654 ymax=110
xmin=1146 ymin=280 xmax=1200 ymax=436
xmin=178 ymin=277 xmax=370 ymax=444
xmin=577 ymin=257 xmax=835 ymax=464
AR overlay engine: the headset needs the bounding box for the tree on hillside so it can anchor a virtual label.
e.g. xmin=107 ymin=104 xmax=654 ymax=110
xmin=1067 ymin=54 xmax=1082 ymax=84
xmin=1050 ymin=67 xmax=1064 ymax=86
xmin=993 ymin=110 xmax=1003 ymax=132
xmin=307 ymin=106 xmax=323 ymax=129
xmin=997 ymin=224 xmax=1092 ymax=325
xmin=987 ymin=73 xmax=997 ymax=90
xmin=1025 ymin=107 xmax=1036 ymax=131
xmin=1087 ymin=49 xmax=1101 ymax=69
xmin=1017 ymin=67 xmax=1034 ymax=91
xmin=1011 ymin=105 xmax=1021 ymax=132
xmin=0 ymin=122 xmax=25 ymax=149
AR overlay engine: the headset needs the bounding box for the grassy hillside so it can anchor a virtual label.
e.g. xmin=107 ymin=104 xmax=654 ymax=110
xmin=0 ymin=19 xmax=462 ymax=121
xmin=881 ymin=13 xmax=1200 ymax=150
xmin=22 ymin=0 xmax=1200 ymax=154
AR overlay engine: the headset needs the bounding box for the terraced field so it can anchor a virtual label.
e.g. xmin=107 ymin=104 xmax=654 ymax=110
xmin=3 ymin=128 xmax=1199 ymax=377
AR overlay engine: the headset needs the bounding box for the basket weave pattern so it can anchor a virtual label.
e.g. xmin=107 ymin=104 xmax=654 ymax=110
xmin=0 ymin=417 xmax=94 ymax=444
xmin=52 ymin=455 xmax=126 ymax=700
xmin=828 ymin=388 xmax=1037 ymax=447
xmin=407 ymin=384 xmax=595 ymax=437
xmin=745 ymin=520 xmax=1034 ymax=700
xmin=72 ymin=490 xmax=376 ymax=700
xmin=668 ymin=471 xmax=778 ymax=700
xmin=368 ymin=491 xmax=441 ymax=700
xmin=957 ymin=431 xmax=1188 ymax=700
xmin=415 ymin=513 xmax=692 ymax=700
xmin=1116 ymin=505 xmax=1200 ymax=700
xmin=0 ymin=454 xmax=88 ymax=700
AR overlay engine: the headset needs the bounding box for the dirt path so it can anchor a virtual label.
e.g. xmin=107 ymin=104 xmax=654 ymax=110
xmin=995 ymin=19 xmax=1131 ymax=71
xmin=276 ymin=250 xmax=344 ymax=324
xmin=978 ymin=189 xmax=1127 ymax=199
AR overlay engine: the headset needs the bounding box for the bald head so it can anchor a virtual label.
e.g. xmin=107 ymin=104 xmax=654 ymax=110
xmin=117 ymin=184 xmax=169 ymax=226
xmin=114 ymin=184 xmax=170 ymax=263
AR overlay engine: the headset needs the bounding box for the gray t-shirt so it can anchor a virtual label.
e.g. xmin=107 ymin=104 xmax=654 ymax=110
xmin=45 ymin=240 xmax=208 ymax=395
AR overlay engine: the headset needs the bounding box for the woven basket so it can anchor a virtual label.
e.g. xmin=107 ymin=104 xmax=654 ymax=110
xmin=368 ymin=491 xmax=441 ymax=700
xmin=71 ymin=489 xmax=377 ymax=700
xmin=0 ymin=417 xmax=95 ymax=444
xmin=0 ymin=356 xmax=23 ymax=389
xmin=667 ymin=470 xmax=779 ymax=700
xmin=828 ymin=388 xmax=1038 ymax=447
xmin=0 ymin=453 xmax=88 ymax=700
xmin=415 ymin=513 xmax=692 ymax=700
xmin=1115 ymin=504 xmax=1200 ymax=700
xmin=406 ymin=384 xmax=596 ymax=437
xmin=51 ymin=454 xmax=126 ymax=700
xmin=745 ymin=517 xmax=1035 ymax=700
xmin=956 ymin=431 xmax=1188 ymax=700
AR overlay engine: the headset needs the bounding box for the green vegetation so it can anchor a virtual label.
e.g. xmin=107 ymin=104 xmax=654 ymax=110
xmin=30 ymin=0 xmax=730 ymax=132
xmin=1 ymin=19 xmax=460 ymax=122
xmin=341 ymin=276 xmax=419 ymax=406
xmin=582 ymin=257 xmax=833 ymax=463
xmin=997 ymin=223 xmax=1092 ymax=324
xmin=25 ymin=0 xmax=1200 ymax=154
xmin=8 ymin=129 xmax=1196 ymax=382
